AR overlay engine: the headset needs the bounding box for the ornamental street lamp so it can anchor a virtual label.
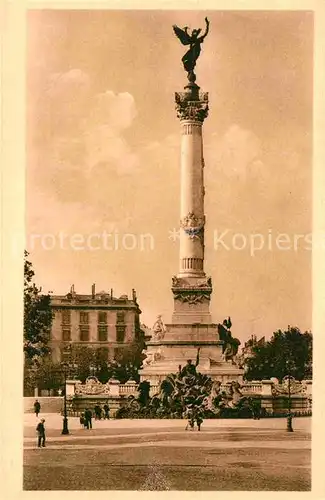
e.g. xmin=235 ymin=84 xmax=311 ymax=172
xmin=62 ymin=364 xmax=69 ymax=435
xmin=286 ymin=360 xmax=294 ymax=433
xmin=61 ymin=343 xmax=72 ymax=435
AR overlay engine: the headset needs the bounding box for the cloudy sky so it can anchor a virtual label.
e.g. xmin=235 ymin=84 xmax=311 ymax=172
xmin=26 ymin=10 xmax=313 ymax=340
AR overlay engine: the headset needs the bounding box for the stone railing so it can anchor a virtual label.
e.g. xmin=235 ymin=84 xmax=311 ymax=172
xmin=67 ymin=378 xmax=139 ymax=398
xmin=119 ymin=382 xmax=138 ymax=396
xmin=239 ymin=381 xmax=263 ymax=394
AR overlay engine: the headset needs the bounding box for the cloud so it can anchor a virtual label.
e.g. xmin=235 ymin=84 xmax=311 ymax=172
xmin=38 ymin=69 xmax=139 ymax=185
xmin=83 ymin=91 xmax=139 ymax=175
xmin=143 ymin=141 xmax=160 ymax=152
xmin=206 ymin=124 xmax=263 ymax=179
xmin=47 ymin=69 xmax=91 ymax=95
xmin=88 ymin=91 xmax=137 ymax=132
xmin=28 ymin=69 xmax=141 ymax=241
xmin=27 ymin=191 xmax=129 ymax=238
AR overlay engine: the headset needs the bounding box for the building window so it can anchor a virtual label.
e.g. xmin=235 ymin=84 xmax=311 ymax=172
xmin=98 ymin=325 xmax=108 ymax=342
xmin=80 ymin=325 xmax=90 ymax=341
xmin=80 ymin=311 xmax=89 ymax=324
xmin=98 ymin=311 xmax=107 ymax=324
xmin=116 ymin=312 xmax=125 ymax=324
xmin=62 ymin=310 xmax=71 ymax=325
xmin=116 ymin=325 xmax=126 ymax=343
xmin=62 ymin=328 xmax=71 ymax=341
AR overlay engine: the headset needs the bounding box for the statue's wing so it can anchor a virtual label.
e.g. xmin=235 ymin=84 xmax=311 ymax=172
xmin=173 ymin=25 xmax=191 ymax=45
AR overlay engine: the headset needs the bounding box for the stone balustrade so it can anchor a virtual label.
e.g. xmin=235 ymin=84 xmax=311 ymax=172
xmin=237 ymin=381 xmax=263 ymax=394
xmin=119 ymin=382 xmax=138 ymax=395
xmin=60 ymin=377 xmax=312 ymax=417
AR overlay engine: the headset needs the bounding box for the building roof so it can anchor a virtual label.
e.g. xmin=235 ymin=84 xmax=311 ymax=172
xmin=50 ymin=287 xmax=140 ymax=311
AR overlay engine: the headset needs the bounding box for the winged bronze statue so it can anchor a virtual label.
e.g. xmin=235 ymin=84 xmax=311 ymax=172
xmin=173 ymin=17 xmax=210 ymax=83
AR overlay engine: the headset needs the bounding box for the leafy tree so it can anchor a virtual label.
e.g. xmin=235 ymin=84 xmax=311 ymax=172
xmin=113 ymin=334 xmax=147 ymax=383
xmin=34 ymin=357 xmax=63 ymax=392
xmin=24 ymin=251 xmax=53 ymax=363
xmin=244 ymin=326 xmax=312 ymax=381
xmin=69 ymin=345 xmax=97 ymax=383
xmin=24 ymin=355 xmax=64 ymax=396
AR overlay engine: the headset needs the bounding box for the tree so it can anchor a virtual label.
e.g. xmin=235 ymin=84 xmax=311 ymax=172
xmin=24 ymin=251 xmax=53 ymax=363
xmin=244 ymin=326 xmax=312 ymax=381
xmin=34 ymin=357 xmax=64 ymax=393
xmin=113 ymin=333 xmax=147 ymax=383
xmin=69 ymin=345 xmax=97 ymax=383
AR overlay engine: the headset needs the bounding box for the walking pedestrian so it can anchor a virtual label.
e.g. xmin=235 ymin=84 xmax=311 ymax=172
xmin=103 ymin=402 xmax=110 ymax=420
xmin=84 ymin=408 xmax=92 ymax=429
xmin=94 ymin=404 xmax=102 ymax=420
xmin=79 ymin=412 xmax=85 ymax=428
xmin=36 ymin=418 xmax=46 ymax=448
xmin=196 ymin=414 xmax=203 ymax=431
xmin=185 ymin=407 xmax=195 ymax=431
xmin=34 ymin=399 xmax=41 ymax=417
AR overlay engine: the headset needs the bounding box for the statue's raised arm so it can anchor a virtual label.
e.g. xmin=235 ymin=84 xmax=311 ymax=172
xmin=198 ymin=17 xmax=210 ymax=42
xmin=173 ymin=18 xmax=210 ymax=84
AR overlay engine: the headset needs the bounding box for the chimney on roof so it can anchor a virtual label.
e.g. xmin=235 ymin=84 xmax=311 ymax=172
xmin=110 ymin=288 xmax=113 ymax=299
xmin=70 ymin=284 xmax=75 ymax=295
xmin=91 ymin=283 xmax=96 ymax=299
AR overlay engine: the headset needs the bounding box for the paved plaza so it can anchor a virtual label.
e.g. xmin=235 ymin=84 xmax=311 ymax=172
xmin=24 ymin=413 xmax=311 ymax=491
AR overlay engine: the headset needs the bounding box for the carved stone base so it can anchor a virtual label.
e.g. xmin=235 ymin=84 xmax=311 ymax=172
xmin=171 ymin=275 xmax=213 ymax=324
xmin=139 ymin=322 xmax=244 ymax=385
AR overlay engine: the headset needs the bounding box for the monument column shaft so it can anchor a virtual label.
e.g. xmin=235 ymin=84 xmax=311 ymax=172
xmin=179 ymin=120 xmax=205 ymax=277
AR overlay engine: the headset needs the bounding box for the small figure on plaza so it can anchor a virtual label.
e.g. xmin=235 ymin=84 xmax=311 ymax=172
xmin=84 ymin=408 xmax=93 ymax=429
xmin=185 ymin=405 xmax=203 ymax=431
xmin=173 ymin=17 xmax=210 ymax=83
xmin=94 ymin=403 xmax=102 ymax=420
xmin=34 ymin=399 xmax=41 ymax=417
xmin=152 ymin=315 xmax=166 ymax=341
xmin=79 ymin=412 xmax=85 ymax=428
xmin=103 ymin=402 xmax=110 ymax=419
xmin=36 ymin=418 xmax=46 ymax=448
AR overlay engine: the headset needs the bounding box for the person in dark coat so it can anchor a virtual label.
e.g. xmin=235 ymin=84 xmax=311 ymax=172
xmin=103 ymin=403 xmax=110 ymax=420
xmin=79 ymin=412 xmax=85 ymax=428
xmin=36 ymin=418 xmax=46 ymax=447
xmin=34 ymin=400 xmax=41 ymax=417
xmin=84 ymin=408 xmax=92 ymax=429
xmin=94 ymin=404 xmax=102 ymax=420
xmin=185 ymin=407 xmax=195 ymax=430
xmin=196 ymin=414 xmax=203 ymax=431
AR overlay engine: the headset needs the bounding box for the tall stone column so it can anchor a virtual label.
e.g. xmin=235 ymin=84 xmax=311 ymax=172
xmin=172 ymin=85 xmax=212 ymax=324
xmin=139 ymin=21 xmax=244 ymax=384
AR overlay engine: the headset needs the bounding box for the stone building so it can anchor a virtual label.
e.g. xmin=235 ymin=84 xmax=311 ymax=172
xmin=50 ymin=284 xmax=142 ymax=363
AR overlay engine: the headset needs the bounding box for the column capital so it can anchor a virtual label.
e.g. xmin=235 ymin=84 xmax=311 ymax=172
xmin=175 ymin=90 xmax=209 ymax=122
